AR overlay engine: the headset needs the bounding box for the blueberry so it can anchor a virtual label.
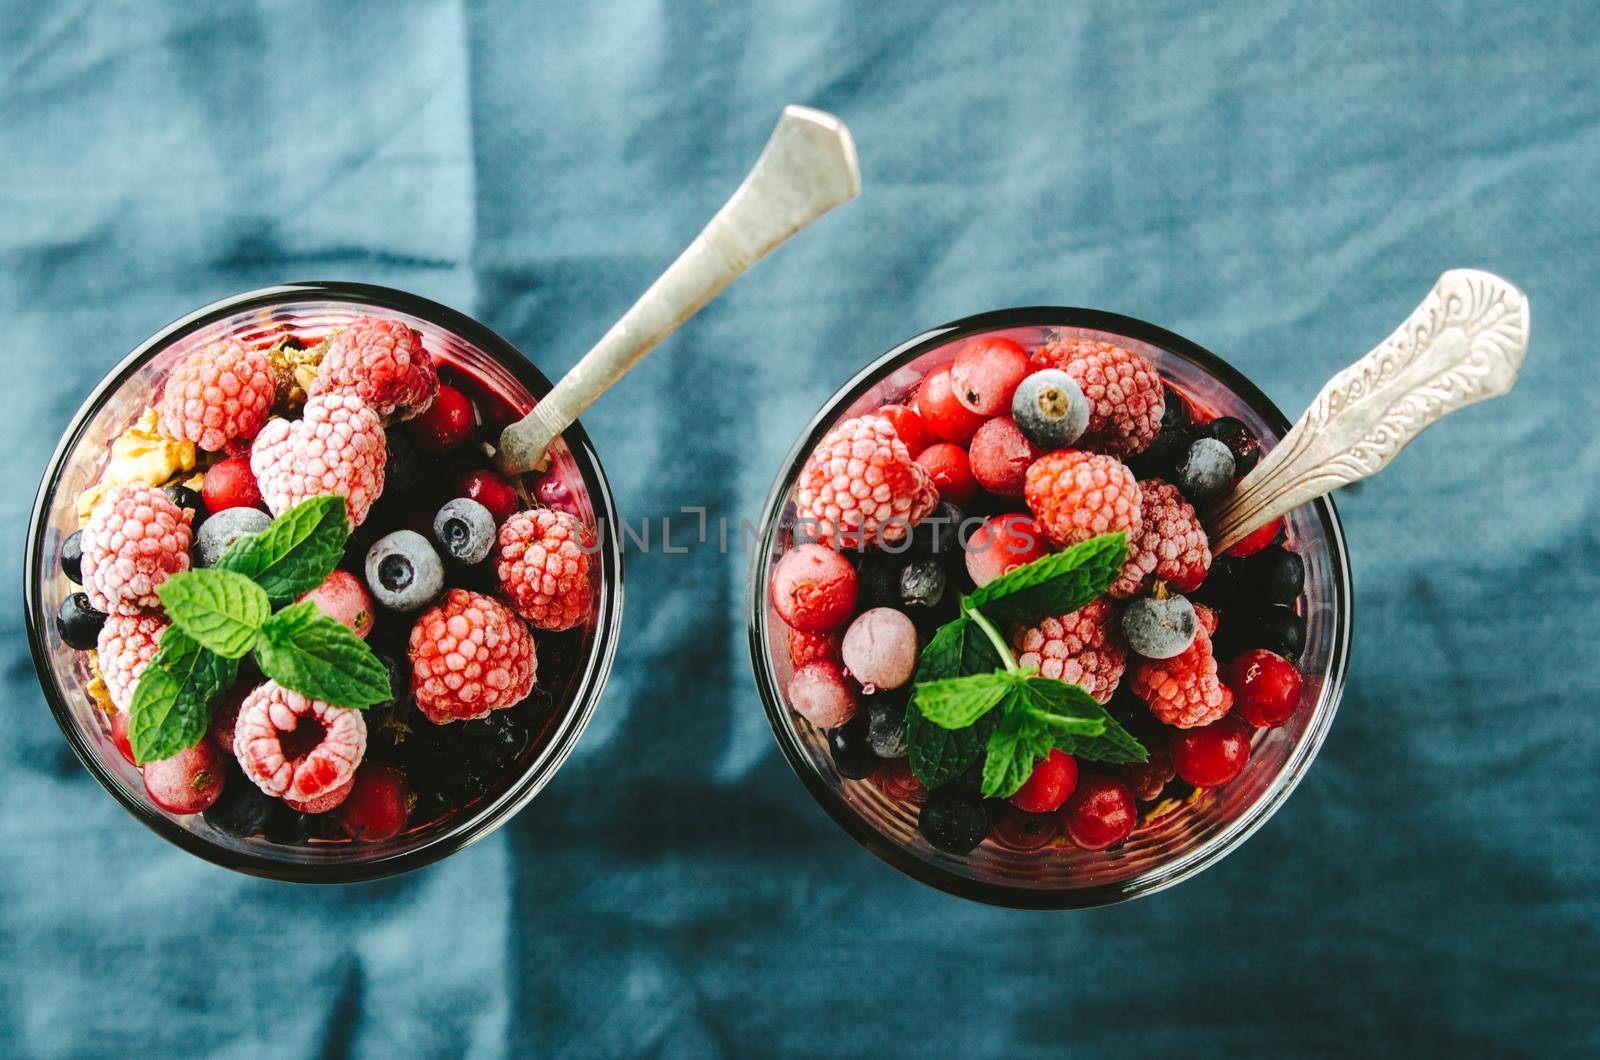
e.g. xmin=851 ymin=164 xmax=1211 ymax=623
xmin=1011 ymin=368 xmax=1089 ymax=450
xmin=374 ymin=653 xmax=408 ymax=706
xmin=1193 ymin=555 xmax=1245 ymax=613
xmin=1245 ymin=547 xmax=1304 ymax=604
xmin=264 ymin=804 xmax=315 ymax=844
xmin=1198 ymin=416 xmax=1261 ymax=475
xmin=164 ymin=484 xmax=208 ymax=527
xmin=918 ymin=785 xmax=990 ymax=854
xmin=1120 ymin=594 xmax=1198 ymax=659
xmin=1176 ymin=437 xmax=1236 ymax=502
xmin=194 ymin=507 xmax=271 ymax=567
xmin=828 ymin=712 xmax=881 ymax=780
xmin=57 ymin=593 xmax=106 ymax=650
xmin=864 ymin=689 xmax=910 ymax=759
xmin=1130 ymin=387 xmax=1194 ymax=479
xmin=203 ymin=772 xmax=275 ymax=837
xmin=60 ymin=530 xmax=83 ymax=584
xmin=906 ymin=500 xmax=965 ymax=559
xmin=383 ymin=431 xmax=440 ymax=499
xmin=899 ymin=559 xmax=946 ymax=611
xmin=1251 ymin=605 xmax=1306 ymax=659
xmin=856 ymin=552 xmax=901 ymax=610
xmin=365 ymin=530 xmax=444 ymax=611
xmin=452 ymin=711 xmax=527 ymax=770
xmin=433 ymin=497 xmax=496 ymax=564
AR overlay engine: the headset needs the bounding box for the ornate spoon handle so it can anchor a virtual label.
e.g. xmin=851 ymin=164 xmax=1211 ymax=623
xmin=497 ymin=105 xmax=860 ymax=474
xmin=1205 ymin=269 xmax=1530 ymax=553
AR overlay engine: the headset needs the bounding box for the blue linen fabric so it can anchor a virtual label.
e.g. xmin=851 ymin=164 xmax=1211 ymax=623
xmin=2 ymin=1 xmax=1596 ymax=1055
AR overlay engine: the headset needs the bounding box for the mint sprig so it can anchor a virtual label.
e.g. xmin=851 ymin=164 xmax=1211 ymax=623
xmin=255 ymin=601 xmax=394 ymax=708
xmin=126 ymin=626 xmax=239 ymax=764
xmin=127 ymin=496 xmax=394 ymax=765
xmin=903 ymin=532 xmax=1146 ymax=795
xmin=216 ymin=494 xmax=347 ymax=602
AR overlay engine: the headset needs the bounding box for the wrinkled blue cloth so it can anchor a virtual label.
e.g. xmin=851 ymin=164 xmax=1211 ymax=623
xmin=2 ymin=2 xmax=1596 ymax=1055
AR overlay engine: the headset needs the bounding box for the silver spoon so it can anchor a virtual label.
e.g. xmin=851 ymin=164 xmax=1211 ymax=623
xmin=496 ymin=106 xmax=860 ymax=474
xmin=1206 ymin=268 xmax=1530 ymax=551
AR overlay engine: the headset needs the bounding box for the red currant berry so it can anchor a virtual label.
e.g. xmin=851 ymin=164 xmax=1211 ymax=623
xmin=459 ymin=468 xmax=520 ymax=524
xmin=142 ymin=740 xmax=227 ymax=814
xmin=202 ymin=454 xmax=264 ymax=512
xmin=407 ymin=383 xmax=475 ymax=452
xmin=876 ymin=404 xmax=927 ymax=456
xmin=1224 ymin=648 xmax=1303 ymax=728
xmin=770 ymin=543 xmax=858 ymax=633
xmin=1010 ymin=748 xmax=1079 ymax=813
xmin=1119 ymin=746 xmax=1175 ymax=802
xmin=1170 ymin=716 xmax=1253 ymax=787
xmin=951 ymin=336 xmax=1030 ymax=416
xmin=968 ymin=416 xmax=1040 ymax=498
xmin=990 ymin=803 xmax=1059 ymax=851
xmin=1228 ymin=517 xmax=1284 ymax=558
xmin=965 ymin=513 xmax=1049 ymax=587
xmin=916 ymin=363 xmax=985 ymax=445
xmin=1060 ymin=773 xmax=1137 ymax=850
xmin=335 ymin=763 xmax=411 ymax=842
xmin=915 ymin=443 xmax=978 ymax=506
xmin=534 ymin=474 xmax=580 ymax=518
xmin=108 ymin=710 xmax=135 ymax=766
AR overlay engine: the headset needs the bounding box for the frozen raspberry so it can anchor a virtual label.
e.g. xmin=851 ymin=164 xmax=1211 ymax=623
xmin=788 ymin=628 xmax=842 ymax=668
xmin=771 ymin=544 xmax=857 ymax=632
xmin=1030 ymin=336 xmax=1164 ymax=456
xmin=1131 ymin=621 xmax=1233 ymax=728
xmin=968 ymin=416 xmax=1040 ymax=498
xmin=96 ymin=612 xmax=168 ymax=713
xmin=285 ymin=777 xmax=355 ymax=814
xmin=786 ymin=659 xmax=857 ymax=729
xmin=250 ymin=393 xmax=387 ymax=527
xmin=408 ymin=589 xmax=538 ymax=724
xmin=311 ymin=316 xmax=439 ymax=420
xmin=156 ymin=340 xmax=276 ymax=452
xmin=1023 ymin=451 xmax=1142 ymax=549
xmin=233 ymin=681 xmax=368 ymax=809
xmin=1012 ymin=598 xmax=1127 ymax=704
xmin=794 ymin=414 xmax=938 ymax=548
xmin=80 ymin=484 xmax=193 ymax=615
xmin=495 ymin=508 xmax=595 ymax=631
xmin=1110 ymin=479 xmax=1211 ymax=597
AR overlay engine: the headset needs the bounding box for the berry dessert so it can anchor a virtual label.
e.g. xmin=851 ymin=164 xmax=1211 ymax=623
xmin=764 ymin=324 xmax=1317 ymax=868
xmin=50 ymin=315 xmax=602 ymax=847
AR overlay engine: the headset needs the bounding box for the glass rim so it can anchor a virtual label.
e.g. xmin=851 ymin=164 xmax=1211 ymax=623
xmin=23 ymin=281 xmax=625 ymax=884
xmin=746 ymin=306 xmax=1353 ymax=909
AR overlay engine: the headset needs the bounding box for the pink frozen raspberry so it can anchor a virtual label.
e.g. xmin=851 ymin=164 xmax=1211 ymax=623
xmin=311 ymin=316 xmax=439 ymax=420
xmin=1023 ymin=451 xmax=1142 ymax=548
xmin=97 ymin=612 xmax=168 ymax=713
xmin=1131 ymin=620 xmax=1233 ymax=729
xmin=233 ymin=681 xmax=368 ymax=810
xmin=495 ymin=509 xmax=595 ymax=631
xmin=1109 ymin=478 xmax=1212 ymax=598
xmin=409 ymin=589 xmax=538 ymax=724
xmin=80 ymin=484 xmax=193 ymax=615
xmin=156 ymin=339 xmax=277 ymax=452
xmin=1030 ymin=337 xmax=1164 ymax=456
xmin=250 ymin=393 xmax=387 ymax=526
xmin=1012 ymin=598 xmax=1127 ymax=704
xmin=793 ymin=414 xmax=938 ymax=548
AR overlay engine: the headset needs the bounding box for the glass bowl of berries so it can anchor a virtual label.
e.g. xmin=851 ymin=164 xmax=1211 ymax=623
xmin=749 ymin=307 xmax=1351 ymax=908
xmin=24 ymin=282 xmax=622 ymax=882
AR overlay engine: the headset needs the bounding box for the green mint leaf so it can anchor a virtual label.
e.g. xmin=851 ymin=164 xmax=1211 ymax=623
xmin=254 ymin=601 xmax=392 ymax=708
xmin=156 ymin=568 xmax=270 ymax=659
xmin=127 ymin=626 xmax=238 ymax=765
xmin=905 ymin=616 xmax=1007 ymax=788
xmin=1021 ymin=677 xmax=1148 ymax=764
xmin=980 ymin=696 xmax=1056 ymax=798
xmin=914 ymin=616 xmax=967 ymax=681
xmin=913 ymin=671 xmax=1016 ymax=730
xmin=964 ymin=533 xmax=1128 ymax=621
xmin=215 ymin=495 xmax=349 ymax=603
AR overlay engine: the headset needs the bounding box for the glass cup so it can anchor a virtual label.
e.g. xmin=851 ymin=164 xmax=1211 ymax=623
xmin=24 ymin=282 xmax=623 ymax=882
xmin=748 ymin=308 xmax=1351 ymax=908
